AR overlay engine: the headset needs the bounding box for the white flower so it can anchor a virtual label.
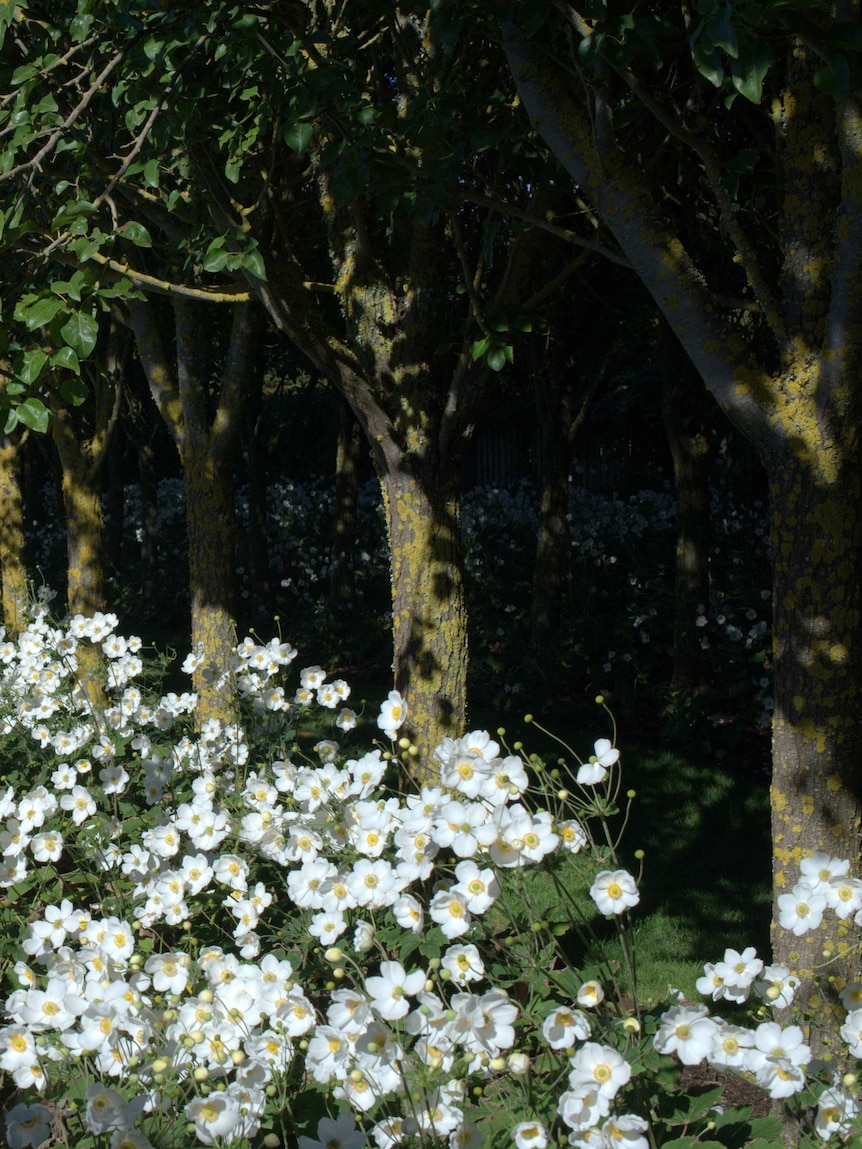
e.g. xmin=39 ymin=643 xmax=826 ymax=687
xmin=377 ymin=690 xmax=407 ymax=737
xmin=452 ymin=860 xmax=499 ymax=914
xmin=365 ymin=960 xmax=427 ymax=1020
xmin=654 ymin=1003 xmax=718 ymax=1065
xmin=511 ymin=1122 xmax=547 ymax=1149
xmin=576 ymin=739 xmax=619 ymax=786
xmin=442 ymin=943 xmax=484 ymax=985
xmin=542 ymin=1006 xmax=591 ymax=1049
xmin=777 ymin=881 xmax=826 ymax=935
xmin=5 ymin=1103 xmax=52 ymax=1149
xmin=299 ymin=1110 xmax=366 ymax=1149
xmin=186 ymin=1094 xmax=242 ymax=1145
xmin=576 ymin=981 xmax=604 ymax=1008
xmin=590 ymin=869 xmax=639 ymax=915
xmin=756 ymin=964 xmax=800 ymax=1009
xmin=568 ymin=1041 xmax=631 ymax=1099
xmin=816 ymin=1086 xmax=858 ymax=1140
xmin=429 ymin=888 xmax=472 ymax=938
xmin=841 ymin=1008 xmax=862 ymax=1057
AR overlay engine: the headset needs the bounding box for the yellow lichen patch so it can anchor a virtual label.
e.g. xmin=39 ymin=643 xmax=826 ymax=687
xmin=801 ymin=796 xmax=815 ymax=816
xmin=793 ymin=695 xmax=805 ymax=712
xmin=826 ymin=775 xmax=844 ymax=791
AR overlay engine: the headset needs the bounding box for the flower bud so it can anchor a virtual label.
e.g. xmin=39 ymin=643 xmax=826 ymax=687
xmin=325 ymin=947 xmax=344 ymax=963
xmin=151 ymin=1059 xmax=169 ymax=1074
xmin=198 ymin=989 xmax=214 ymax=1003
xmin=489 ymin=1057 xmax=507 ymax=1071
xmin=508 ymin=1052 xmax=530 ymax=1075
xmin=193 ymin=1067 xmax=209 ymax=1082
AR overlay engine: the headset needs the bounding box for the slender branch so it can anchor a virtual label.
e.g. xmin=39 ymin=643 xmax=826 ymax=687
xmin=85 ymin=251 xmax=252 ymax=303
xmin=448 ymin=209 xmax=491 ymax=336
xmin=0 ymin=47 xmax=127 ymax=183
xmin=0 ymin=33 xmax=100 ymax=111
xmin=460 ymin=189 xmax=631 ymax=267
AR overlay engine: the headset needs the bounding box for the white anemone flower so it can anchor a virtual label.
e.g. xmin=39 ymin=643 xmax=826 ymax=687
xmin=511 ymin=1121 xmax=547 ymax=1149
xmin=590 ymin=869 xmax=640 ymax=915
xmin=576 ymin=739 xmax=619 ymax=786
xmin=541 ymin=1006 xmax=591 ymax=1049
xmin=777 ymin=881 xmax=827 ymax=935
xmin=568 ymin=1041 xmax=631 ymax=1099
xmin=653 ymin=1003 xmax=718 ymax=1065
xmin=377 ymin=690 xmax=407 ymax=738
xmin=365 ymin=960 xmax=427 ymax=1020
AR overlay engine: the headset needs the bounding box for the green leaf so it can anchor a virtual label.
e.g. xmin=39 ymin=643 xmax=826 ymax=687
xmin=59 ymin=312 xmax=99 ymax=359
xmin=749 ymin=1116 xmax=788 ymax=1143
xmin=16 ymin=349 xmax=48 ymax=386
xmin=487 ymin=345 xmax=508 ymax=371
xmin=51 ymin=200 xmax=98 ymax=229
xmin=16 ymin=397 xmax=50 ymax=434
xmin=284 ymin=121 xmax=314 ymax=156
xmin=70 ymin=13 xmax=94 ymax=42
xmin=730 ymin=38 xmax=770 ymax=103
xmin=50 ymin=346 xmax=81 ymax=373
xmin=118 ymin=221 xmax=153 ymax=247
xmin=239 ymin=249 xmax=267 ymax=281
xmin=471 ymin=336 xmax=491 ymax=361
xmin=705 ymin=4 xmax=738 ymax=59
xmin=11 ymin=64 xmax=37 ymax=85
xmin=59 ymin=377 xmax=88 ymax=406
xmin=668 ymin=1086 xmax=723 ymax=1125
xmin=142 ymin=158 xmax=160 ymax=188
xmin=16 ymin=296 xmax=64 ymax=331
xmin=203 ymin=238 xmax=229 ymax=273
xmin=3 ymin=408 xmax=18 ymax=434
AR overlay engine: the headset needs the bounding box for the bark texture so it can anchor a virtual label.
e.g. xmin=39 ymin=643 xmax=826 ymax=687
xmin=0 ymin=433 xmax=28 ymax=636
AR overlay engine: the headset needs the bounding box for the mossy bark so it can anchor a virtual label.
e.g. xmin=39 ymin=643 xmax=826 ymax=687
xmin=51 ymin=403 xmax=113 ymax=709
xmin=184 ymin=445 xmax=239 ymax=726
xmin=381 ymin=459 xmax=467 ymax=772
xmin=0 ymin=434 xmax=28 ymax=637
xmin=769 ymin=445 xmax=862 ymax=1021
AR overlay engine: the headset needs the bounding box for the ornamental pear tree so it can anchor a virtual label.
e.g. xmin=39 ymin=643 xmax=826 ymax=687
xmin=502 ymin=2 xmax=862 ymax=1002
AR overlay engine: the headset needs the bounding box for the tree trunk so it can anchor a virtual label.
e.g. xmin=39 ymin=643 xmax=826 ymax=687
xmin=769 ymin=444 xmax=862 ymax=1022
xmin=330 ymin=396 xmax=361 ymax=618
xmin=184 ymin=444 xmax=238 ymax=726
xmin=381 ymin=458 xmax=468 ymax=774
xmin=51 ymin=410 xmax=106 ymax=620
xmin=51 ymin=407 xmax=108 ymax=708
xmin=0 ymin=433 xmax=28 ymax=636
xmin=660 ymin=364 xmax=713 ymax=696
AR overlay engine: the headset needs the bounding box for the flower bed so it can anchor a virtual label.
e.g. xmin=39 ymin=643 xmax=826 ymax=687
xmin=0 ymin=599 xmax=855 ymax=1148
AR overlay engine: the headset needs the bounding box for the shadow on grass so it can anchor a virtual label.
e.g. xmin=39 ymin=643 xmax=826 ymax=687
xmin=625 ymin=747 xmax=771 ymax=958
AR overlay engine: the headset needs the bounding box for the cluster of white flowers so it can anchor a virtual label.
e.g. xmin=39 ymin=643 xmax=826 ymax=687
xmin=0 ymin=604 xmax=858 ymax=1149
